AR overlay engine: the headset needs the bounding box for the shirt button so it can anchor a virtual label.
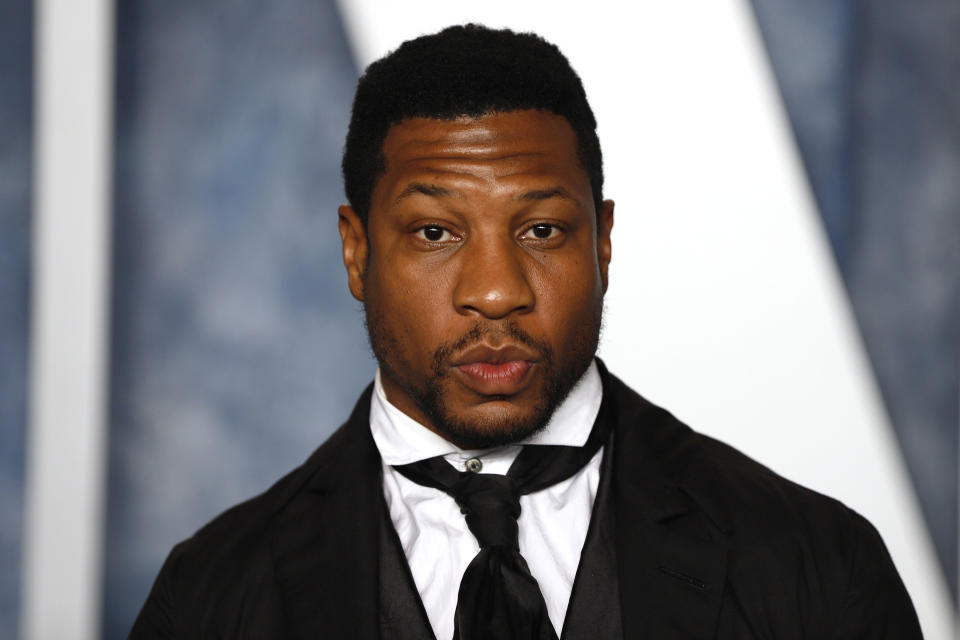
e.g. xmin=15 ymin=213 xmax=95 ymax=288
xmin=465 ymin=457 xmax=483 ymax=473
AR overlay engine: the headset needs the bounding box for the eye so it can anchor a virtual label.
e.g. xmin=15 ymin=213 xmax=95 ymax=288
xmin=521 ymin=223 xmax=562 ymax=241
xmin=415 ymin=225 xmax=458 ymax=243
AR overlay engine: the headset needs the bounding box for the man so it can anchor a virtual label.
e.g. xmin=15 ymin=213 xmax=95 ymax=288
xmin=130 ymin=24 xmax=922 ymax=639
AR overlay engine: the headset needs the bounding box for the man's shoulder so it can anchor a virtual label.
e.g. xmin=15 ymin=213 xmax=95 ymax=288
xmin=130 ymin=395 xmax=378 ymax=636
xmin=686 ymin=425 xmax=876 ymax=545
xmin=609 ymin=371 xmax=882 ymax=556
xmin=145 ymin=390 xmax=374 ymax=593
xmin=170 ymin=453 xmax=310 ymax=570
xmin=172 ymin=410 xmax=367 ymax=568
xmin=610 ymin=372 xmax=911 ymax=612
xmin=610 ymin=373 xmax=921 ymax=636
xmin=130 ymin=386 xmax=380 ymax=636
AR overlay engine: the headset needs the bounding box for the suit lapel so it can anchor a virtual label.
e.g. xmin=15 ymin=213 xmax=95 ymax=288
xmin=271 ymin=385 xmax=383 ymax=639
xmin=269 ymin=368 xmax=732 ymax=639
xmin=603 ymin=369 xmax=730 ymax=639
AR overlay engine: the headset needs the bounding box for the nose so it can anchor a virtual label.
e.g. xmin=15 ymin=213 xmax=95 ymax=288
xmin=453 ymin=236 xmax=535 ymax=319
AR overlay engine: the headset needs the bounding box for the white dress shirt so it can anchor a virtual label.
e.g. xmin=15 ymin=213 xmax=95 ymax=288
xmin=369 ymin=361 xmax=604 ymax=640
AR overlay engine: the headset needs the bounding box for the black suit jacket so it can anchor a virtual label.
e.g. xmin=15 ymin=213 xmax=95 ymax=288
xmin=130 ymin=367 xmax=922 ymax=638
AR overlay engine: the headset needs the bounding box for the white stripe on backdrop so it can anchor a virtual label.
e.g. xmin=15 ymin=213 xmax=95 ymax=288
xmin=336 ymin=1 xmax=956 ymax=637
xmin=21 ymin=0 xmax=114 ymax=638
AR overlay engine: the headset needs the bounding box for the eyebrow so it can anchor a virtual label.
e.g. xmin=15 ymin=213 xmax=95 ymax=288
xmin=394 ymin=182 xmax=462 ymax=203
xmin=514 ymin=187 xmax=577 ymax=202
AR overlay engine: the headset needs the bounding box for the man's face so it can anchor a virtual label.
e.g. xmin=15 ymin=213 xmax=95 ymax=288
xmin=339 ymin=110 xmax=614 ymax=449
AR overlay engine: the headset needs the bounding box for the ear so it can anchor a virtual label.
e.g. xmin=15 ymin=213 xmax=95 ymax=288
xmin=597 ymin=199 xmax=614 ymax=293
xmin=338 ymin=204 xmax=368 ymax=302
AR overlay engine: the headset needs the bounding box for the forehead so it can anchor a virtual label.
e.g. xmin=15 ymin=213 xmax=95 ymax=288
xmin=372 ymin=110 xmax=590 ymax=204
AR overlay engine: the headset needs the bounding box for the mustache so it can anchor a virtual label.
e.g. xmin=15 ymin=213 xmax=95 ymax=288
xmin=431 ymin=323 xmax=554 ymax=374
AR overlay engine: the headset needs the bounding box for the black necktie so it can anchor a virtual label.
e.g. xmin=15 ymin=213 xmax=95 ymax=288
xmin=393 ymin=411 xmax=610 ymax=640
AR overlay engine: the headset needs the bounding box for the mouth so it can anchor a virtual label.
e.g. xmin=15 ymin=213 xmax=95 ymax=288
xmin=449 ymin=344 xmax=540 ymax=396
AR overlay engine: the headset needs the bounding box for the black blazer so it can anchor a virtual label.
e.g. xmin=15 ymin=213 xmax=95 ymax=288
xmin=130 ymin=366 xmax=922 ymax=638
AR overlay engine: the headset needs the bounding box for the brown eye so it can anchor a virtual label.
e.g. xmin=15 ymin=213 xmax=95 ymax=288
xmin=531 ymin=224 xmax=554 ymax=239
xmin=523 ymin=223 xmax=560 ymax=241
xmin=415 ymin=225 xmax=457 ymax=243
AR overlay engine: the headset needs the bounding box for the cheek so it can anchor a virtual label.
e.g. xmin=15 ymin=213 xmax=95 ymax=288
xmin=531 ymin=255 xmax=603 ymax=319
xmin=366 ymin=255 xmax=456 ymax=356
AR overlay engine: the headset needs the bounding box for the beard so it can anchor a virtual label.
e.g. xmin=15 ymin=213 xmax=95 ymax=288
xmin=365 ymin=308 xmax=602 ymax=450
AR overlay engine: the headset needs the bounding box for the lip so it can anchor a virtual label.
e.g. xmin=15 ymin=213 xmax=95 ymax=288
xmin=450 ymin=344 xmax=540 ymax=396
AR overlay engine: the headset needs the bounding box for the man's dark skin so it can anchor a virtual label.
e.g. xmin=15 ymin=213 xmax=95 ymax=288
xmin=338 ymin=109 xmax=614 ymax=449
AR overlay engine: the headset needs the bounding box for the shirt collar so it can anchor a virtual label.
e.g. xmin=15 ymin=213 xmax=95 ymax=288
xmin=369 ymin=360 xmax=603 ymax=466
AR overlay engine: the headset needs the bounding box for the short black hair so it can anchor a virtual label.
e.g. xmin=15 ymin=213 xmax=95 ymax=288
xmin=341 ymin=24 xmax=604 ymax=224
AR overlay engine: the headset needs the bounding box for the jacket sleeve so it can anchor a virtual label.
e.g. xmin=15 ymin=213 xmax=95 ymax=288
xmin=832 ymin=509 xmax=924 ymax=639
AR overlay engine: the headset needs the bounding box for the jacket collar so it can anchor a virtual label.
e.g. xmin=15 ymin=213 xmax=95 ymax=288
xmin=272 ymin=384 xmax=383 ymax=639
xmin=600 ymin=360 xmax=731 ymax=638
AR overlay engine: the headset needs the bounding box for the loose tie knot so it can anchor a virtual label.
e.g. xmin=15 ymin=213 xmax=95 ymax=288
xmin=452 ymin=473 xmax=521 ymax=549
xmin=391 ymin=387 xmax=612 ymax=640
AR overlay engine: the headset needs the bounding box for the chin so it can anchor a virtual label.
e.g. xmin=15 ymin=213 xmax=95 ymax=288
xmin=425 ymin=399 xmax=554 ymax=450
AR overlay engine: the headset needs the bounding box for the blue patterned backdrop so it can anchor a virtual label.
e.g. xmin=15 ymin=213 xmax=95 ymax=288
xmin=0 ymin=0 xmax=32 ymax=634
xmin=103 ymin=1 xmax=371 ymax=636
xmin=752 ymin=0 xmax=959 ymax=599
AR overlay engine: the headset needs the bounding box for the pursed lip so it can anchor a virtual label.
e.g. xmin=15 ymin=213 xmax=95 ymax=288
xmin=450 ymin=343 xmax=540 ymax=396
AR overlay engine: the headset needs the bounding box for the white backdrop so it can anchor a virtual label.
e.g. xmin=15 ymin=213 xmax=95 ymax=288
xmin=337 ymin=1 xmax=954 ymax=637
